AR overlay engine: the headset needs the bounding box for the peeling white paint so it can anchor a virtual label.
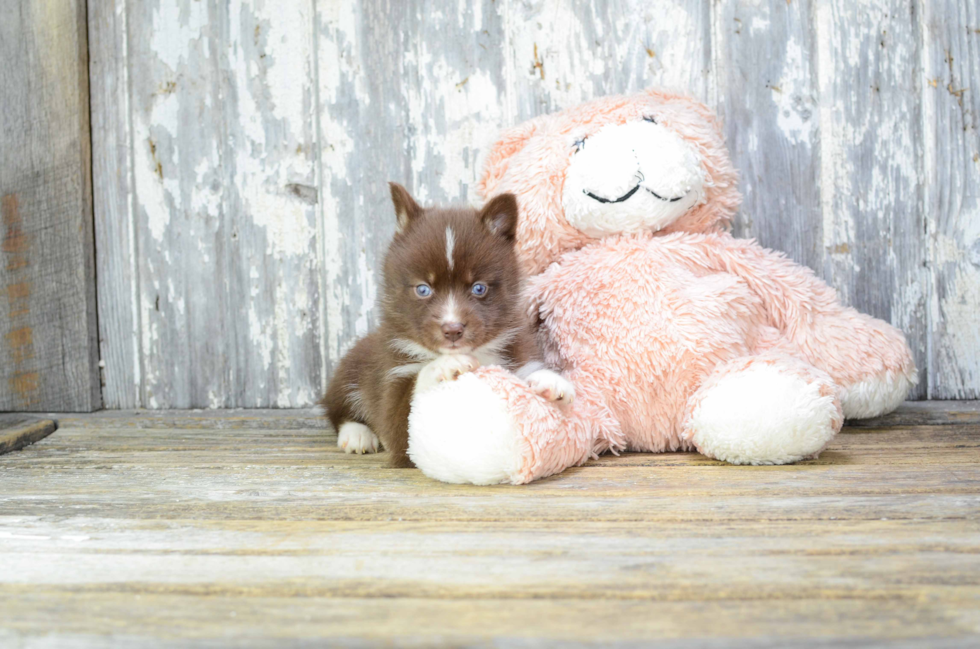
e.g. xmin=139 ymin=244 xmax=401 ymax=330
xmin=133 ymin=117 xmax=171 ymax=243
xmin=317 ymin=4 xmax=361 ymax=374
xmin=253 ymin=1 xmax=311 ymax=124
xmin=149 ymin=0 xmax=206 ymax=74
xmin=406 ymin=59 xmax=504 ymax=201
xmin=140 ymin=291 xmax=161 ymax=410
xmin=750 ymin=16 xmax=770 ymax=36
xmin=354 ymin=246 xmax=376 ymax=338
xmin=273 ymin=290 xmax=293 ymax=407
xmin=774 ymin=38 xmax=814 ymax=146
xmin=318 ymin=0 xmax=365 ymax=105
xmin=245 ymin=184 xmax=313 ymax=258
xmin=816 ymin=0 xmax=852 ymax=300
xmin=250 ymin=304 xmax=273 ymax=371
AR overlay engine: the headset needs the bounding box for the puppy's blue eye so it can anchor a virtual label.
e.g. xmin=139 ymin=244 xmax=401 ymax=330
xmin=471 ymin=283 xmax=488 ymax=297
xmin=415 ymin=284 xmax=432 ymax=298
xmin=643 ymin=115 xmax=658 ymax=124
xmin=573 ymin=138 xmax=586 ymax=152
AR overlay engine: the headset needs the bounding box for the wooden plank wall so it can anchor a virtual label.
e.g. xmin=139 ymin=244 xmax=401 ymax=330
xmin=89 ymin=0 xmax=322 ymax=409
xmin=0 ymin=0 xmax=101 ymax=412
xmin=89 ymin=0 xmax=979 ymax=408
xmin=922 ymin=0 xmax=980 ymax=399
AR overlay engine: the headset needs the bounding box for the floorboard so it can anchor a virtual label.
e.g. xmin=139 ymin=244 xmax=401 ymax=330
xmin=2 ymin=404 xmax=979 ymax=647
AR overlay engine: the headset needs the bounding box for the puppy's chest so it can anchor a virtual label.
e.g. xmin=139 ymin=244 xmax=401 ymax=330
xmin=472 ymin=347 xmax=508 ymax=369
xmin=377 ymin=338 xmax=515 ymax=402
xmin=385 ymin=346 xmax=510 ymax=381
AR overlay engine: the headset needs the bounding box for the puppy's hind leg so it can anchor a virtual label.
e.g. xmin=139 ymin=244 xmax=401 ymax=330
xmin=338 ymin=421 xmax=381 ymax=454
xmin=321 ymin=334 xmax=382 ymax=455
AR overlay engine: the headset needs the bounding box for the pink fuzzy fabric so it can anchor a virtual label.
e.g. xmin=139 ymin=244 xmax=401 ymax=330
xmin=411 ymin=90 xmax=916 ymax=485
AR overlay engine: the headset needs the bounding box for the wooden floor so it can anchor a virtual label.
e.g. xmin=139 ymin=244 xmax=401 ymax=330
xmin=2 ymin=404 xmax=979 ymax=648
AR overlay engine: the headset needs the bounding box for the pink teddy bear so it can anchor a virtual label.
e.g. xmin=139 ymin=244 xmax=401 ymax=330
xmin=407 ymin=89 xmax=917 ymax=485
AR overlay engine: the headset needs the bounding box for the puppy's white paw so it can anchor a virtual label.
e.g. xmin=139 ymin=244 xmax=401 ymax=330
xmin=337 ymin=422 xmax=380 ymax=454
xmin=527 ymin=369 xmax=575 ymax=404
xmin=415 ymin=354 xmax=480 ymax=394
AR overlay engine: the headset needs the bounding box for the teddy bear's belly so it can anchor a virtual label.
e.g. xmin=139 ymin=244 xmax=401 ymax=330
xmin=538 ymin=241 xmax=775 ymax=451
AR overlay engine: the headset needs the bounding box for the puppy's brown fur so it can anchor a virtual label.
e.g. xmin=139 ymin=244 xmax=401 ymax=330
xmin=321 ymin=183 xmax=540 ymax=467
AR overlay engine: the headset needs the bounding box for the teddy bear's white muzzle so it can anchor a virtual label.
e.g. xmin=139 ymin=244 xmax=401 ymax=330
xmin=562 ymin=120 xmax=704 ymax=237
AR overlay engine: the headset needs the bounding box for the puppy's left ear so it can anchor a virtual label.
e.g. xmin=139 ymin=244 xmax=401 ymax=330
xmin=390 ymin=182 xmax=422 ymax=233
xmin=480 ymin=193 xmax=519 ymax=240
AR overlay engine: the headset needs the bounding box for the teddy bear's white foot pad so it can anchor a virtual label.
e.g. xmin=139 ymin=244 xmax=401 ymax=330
xmin=687 ymin=362 xmax=840 ymax=465
xmin=408 ymin=373 xmax=521 ymax=485
xmin=839 ymin=371 xmax=915 ymax=420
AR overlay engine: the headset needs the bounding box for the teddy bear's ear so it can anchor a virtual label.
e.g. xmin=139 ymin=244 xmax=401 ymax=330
xmin=389 ymin=182 xmax=422 ymax=233
xmin=477 ymin=118 xmax=542 ymax=198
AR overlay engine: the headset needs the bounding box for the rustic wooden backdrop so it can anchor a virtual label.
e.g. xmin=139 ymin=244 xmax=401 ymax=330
xmin=3 ymin=0 xmax=977 ymax=410
xmin=1 ymin=0 xmax=101 ymax=412
xmin=85 ymin=0 xmax=980 ymax=408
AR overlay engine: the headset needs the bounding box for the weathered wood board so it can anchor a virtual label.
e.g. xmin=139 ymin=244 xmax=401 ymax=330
xmin=0 ymin=0 xmax=101 ymax=411
xmin=922 ymin=0 xmax=980 ymax=399
xmin=87 ymin=0 xmax=141 ymax=410
xmin=89 ymin=1 xmax=978 ymax=407
xmin=90 ymin=0 xmax=323 ymax=409
xmin=715 ymin=1 xmax=823 ymax=286
xmin=1 ymin=410 xmax=979 ymax=645
xmin=0 ymin=415 xmax=56 ymax=455
xmin=814 ymin=0 xmax=929 ymax=398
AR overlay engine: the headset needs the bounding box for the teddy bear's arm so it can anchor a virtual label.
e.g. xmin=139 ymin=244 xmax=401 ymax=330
xmin=699 ymin=234 xmax=837 ymax=326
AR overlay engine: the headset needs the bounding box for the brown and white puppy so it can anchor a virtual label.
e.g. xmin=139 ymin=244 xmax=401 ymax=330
xmin=321 ymin=183 xmax=573 ymax=468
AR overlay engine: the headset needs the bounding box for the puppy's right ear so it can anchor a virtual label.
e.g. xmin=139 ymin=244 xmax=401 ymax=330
xmin=480 ymin=193 xmax=519 ymax=241
xmin=389 ymin=182 xmax=422 ymax=233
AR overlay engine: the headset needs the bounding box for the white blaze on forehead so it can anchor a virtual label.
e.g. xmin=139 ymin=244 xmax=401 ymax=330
xmin=441 ymin=293 xmax=460 ymax=324
xmin=445 ymin=226 xmax=456 ymax=271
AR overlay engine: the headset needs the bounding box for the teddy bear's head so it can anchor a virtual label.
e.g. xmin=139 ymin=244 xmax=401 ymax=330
xmin=479 ymin=89 xmax=740 ymax=275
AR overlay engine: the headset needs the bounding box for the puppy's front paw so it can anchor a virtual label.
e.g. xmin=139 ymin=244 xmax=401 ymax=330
xmin=337 ymin=422 xmax=380 ymax=454
xmin=415 ymin=354 xmax=480 ymax=394
xmin=527 ymin=369 xmax=575 ymax=404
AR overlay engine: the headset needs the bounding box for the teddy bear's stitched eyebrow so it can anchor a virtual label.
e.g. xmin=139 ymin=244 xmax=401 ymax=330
xmin=574 ymin=116 xmax=655 ymax=152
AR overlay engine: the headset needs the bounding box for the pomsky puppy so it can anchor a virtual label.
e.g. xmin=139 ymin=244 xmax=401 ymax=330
xmin=321 ymin=183 xmax=574 ymax=467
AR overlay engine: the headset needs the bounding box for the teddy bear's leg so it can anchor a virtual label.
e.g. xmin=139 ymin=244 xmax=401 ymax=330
xmin=407 ymin=367 xmax=607 ymax=485
xmin=804 ymin=310 xmax=917 ymax=419
xmin=683 ymin=353 xmax=843 ymax=465
xmin=705 ymin=237 xmax=917 ymax=420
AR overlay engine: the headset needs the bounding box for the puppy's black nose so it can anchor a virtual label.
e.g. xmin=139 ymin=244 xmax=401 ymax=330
xmin=441 ymin=322 xmax=464 ymax=342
